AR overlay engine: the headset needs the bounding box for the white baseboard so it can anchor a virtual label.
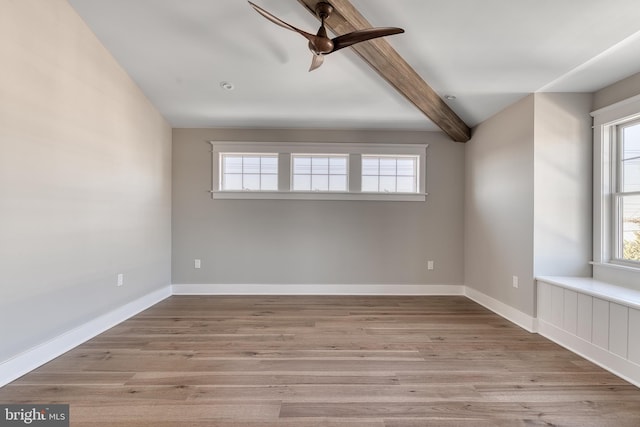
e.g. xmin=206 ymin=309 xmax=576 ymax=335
xmin=0 ymin=286 xmax=171 ymax=388
xmin=171 ymin=283 xmax=465 ymax=296
xmin=538 ymin=319 xmax=640 ymax=388
xmin=464 ymin=287 xmax=537 ymax=333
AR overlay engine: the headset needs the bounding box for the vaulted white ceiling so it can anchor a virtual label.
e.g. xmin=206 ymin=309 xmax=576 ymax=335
xmin=68 ymin=0 xmax=640 ymax=133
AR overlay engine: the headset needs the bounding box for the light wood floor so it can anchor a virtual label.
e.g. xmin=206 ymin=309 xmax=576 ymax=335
xmin=2 ymin=296 xmax=640 ymax=426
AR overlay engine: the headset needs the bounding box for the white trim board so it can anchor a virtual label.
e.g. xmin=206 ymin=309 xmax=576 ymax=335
xmin=464 ymin=287 xmax=538 ymax=333
xmin=171 ymin=283 xmax=465 ymax=296
xmin=538 ymin=319 xmax=640 ymax=388
xmin=0 ymin=286 xmax=171 ymax=387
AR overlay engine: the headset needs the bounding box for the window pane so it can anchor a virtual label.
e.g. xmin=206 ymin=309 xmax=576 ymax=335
xmin=223 ymin=156 xmax=243 ymax=174
xmin=362 ymin=157 xmax=379 ymax=176
xmin=293 ymin=174 xmax=311 ymax=191
xmin=329 ymin=175 xmax=347 ymax=191
xmin=623 ymin=123 xmax=640 ymax=160
xmin=220 ymin=153 xmax=279 ymax=191
xmin=622 ymin=158 xmax=640 ymax=192
xmin=293 ymin=157 xmax=311 ymax=174
xmin=312 ymin=157 xmax=329 ymax=175
xmin=361 ymin=176 xmax=378 ymax=192
xmin=379 ymin=158 xmax=396 ymax=176
xmin=397 ymin=158 xmax=416 ymax=176
xmin=379 ymin=176 xmax=396 ymax=192
xmin=223 ymin=174 xmax=242 ymax=190
xmin=622 ymin=194 xmax=640 ymax=262
xmin=397 ymin=176 xmax=416 ymax=193
xmin=261 ymin=156 xmax=278 ymax=174
xmin=243 ymin=174 xmax=260 ymax=190
xmin=311 ymin=174 xmax=329 ymax=191
xmin=243 ymin=157 xmax=260 ymax=174
xmin=329 ymin=157 xmax=347 ymax=175
xmin=261 ymin=174 xmax=278 ymax=191
xmin=361 ymin=156 xmax=418 ymax=193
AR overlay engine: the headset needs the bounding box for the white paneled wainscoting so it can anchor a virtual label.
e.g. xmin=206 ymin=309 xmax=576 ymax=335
xmin=536 ymin=276 xmax=640 ymax=387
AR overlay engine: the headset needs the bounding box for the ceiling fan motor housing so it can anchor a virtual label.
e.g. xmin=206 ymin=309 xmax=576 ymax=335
xmin=315 ymin=2 xmax=334 ymax=19
xmin=310 ymin=24 xmax=334 ymax=53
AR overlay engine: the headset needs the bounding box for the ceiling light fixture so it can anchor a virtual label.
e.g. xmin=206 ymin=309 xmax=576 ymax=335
xmin=220 ymin=81 xmax=235 ymax=91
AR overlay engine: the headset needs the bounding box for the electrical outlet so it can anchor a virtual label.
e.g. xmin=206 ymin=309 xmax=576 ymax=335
xmin=194 ymin=259 xmax=201 ymax=269
xmin=427 ymin=260 xmax=434 ymax=270
xmin=512 ymin=275 xmax=519 ymax=288
xmin=117 ymin=273 xmax=124 ymax=287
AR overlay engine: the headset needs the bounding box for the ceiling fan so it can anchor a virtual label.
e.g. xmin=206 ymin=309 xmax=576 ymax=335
xmin=248 ymin=1 xmax=404 ymax=71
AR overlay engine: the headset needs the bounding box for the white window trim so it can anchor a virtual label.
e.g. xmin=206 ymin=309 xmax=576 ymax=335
xmin=591 ymin=93 xmax=640 ymax=273
xmin=361 ymin=154 xmax=420 ymax=194
xmin=210 ymin=141 xmax=428 ymax=201
xmin=219 ymin=152 xmax=279 ymax=191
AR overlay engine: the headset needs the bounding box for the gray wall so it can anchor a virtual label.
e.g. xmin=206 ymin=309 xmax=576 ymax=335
xmin=0 ymin=0 xmax=172 ymax=362
xmin=465 ymin=93 xmax=593 ymax=317
xmin=533 ymin=93 xmax=593 ymax=278
xmin=172 ymin=128 xmax=464 ymax=286
xmin=464 ymin=95 xmax=536 ymax=315
xmin=593 ymin=71 xmax=640 ymax=111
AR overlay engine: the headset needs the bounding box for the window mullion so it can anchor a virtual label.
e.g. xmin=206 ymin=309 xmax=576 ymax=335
xmin=279 ymin=153 xmax=290 ymax=192
xmin=349 ymin=153 xmax=361 ymax=193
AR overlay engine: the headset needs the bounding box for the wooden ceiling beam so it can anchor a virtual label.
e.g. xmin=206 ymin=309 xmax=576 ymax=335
xmin=297 ymin=0 xmax=471 ymax=142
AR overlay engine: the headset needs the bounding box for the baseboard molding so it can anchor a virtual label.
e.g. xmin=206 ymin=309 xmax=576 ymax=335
xmin=538 ymin=319 xmax=640 ymax=388
xmin=0 ymin=286 xmax=171 ymax=388
xmin=464 ymin=287 xmax=537 ymax=333
xmin=171 ymin=283 xmax=465 ymax=296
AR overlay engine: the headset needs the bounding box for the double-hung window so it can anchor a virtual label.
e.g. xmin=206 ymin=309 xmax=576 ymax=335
xmin=592 ymin=96 xmax=640 ymax=270
xmin=211 ymin=141 xmax=427 ymax=201
xmin=614 ymin=120 xmax=640 ymax=262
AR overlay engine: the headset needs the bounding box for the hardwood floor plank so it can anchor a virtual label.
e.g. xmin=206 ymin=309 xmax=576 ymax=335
xmin=279 ymin=400 xmax=639 ymax=420
xmin=78 ymin=420 xmax=385 ymax=427
xmin=397 ymin=371 xmax=630 ymax=386
xmin=126 ymin=372 xmax=402 ymax=386
xmin=183 ymin=384 xmax=482 ymax=403
xmin=384 ymin=419 xmax=640 ymax=427
xmin=0 ymin=295 xmax=638 ymax=426
xmin=70 ymin=402 xmax=282 ymax=423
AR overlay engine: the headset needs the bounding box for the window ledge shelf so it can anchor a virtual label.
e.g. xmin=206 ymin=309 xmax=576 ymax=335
xmin=536 ymin=276 xmax=640 ymax=310
xmin=211 ymin=191 xmax=427 ymax=202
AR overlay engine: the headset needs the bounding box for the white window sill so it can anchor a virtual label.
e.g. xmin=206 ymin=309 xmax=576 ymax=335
xmin=536 ymin=275 xmax=640 ymax=310
xmin=211 ymin=191 xmax=427 ymax=202
xmin=590 ymin=261 xmax=640 ymax=273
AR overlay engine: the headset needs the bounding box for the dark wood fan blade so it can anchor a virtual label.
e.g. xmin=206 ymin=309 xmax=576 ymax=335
xmin=330 ymin=27 xmax=404 ymax=53
xmin=248 ymin=2 xmax=318 ymax=43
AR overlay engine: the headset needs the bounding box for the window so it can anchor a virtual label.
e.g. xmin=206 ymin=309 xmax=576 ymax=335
xmin=220 ymin=153 xmax=278 ymax=191
xmin=592 ymin=96 xmax=640 ymax=271
xmin=361 ymin=155 xmax=418 ymax=193
xmin=614 ymin=120 xmax=640 ymax=262
xmin=210 ymin=141 xmax=427 ymax=201
xmin=292 ymin=155 xmax=348 ymax=192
